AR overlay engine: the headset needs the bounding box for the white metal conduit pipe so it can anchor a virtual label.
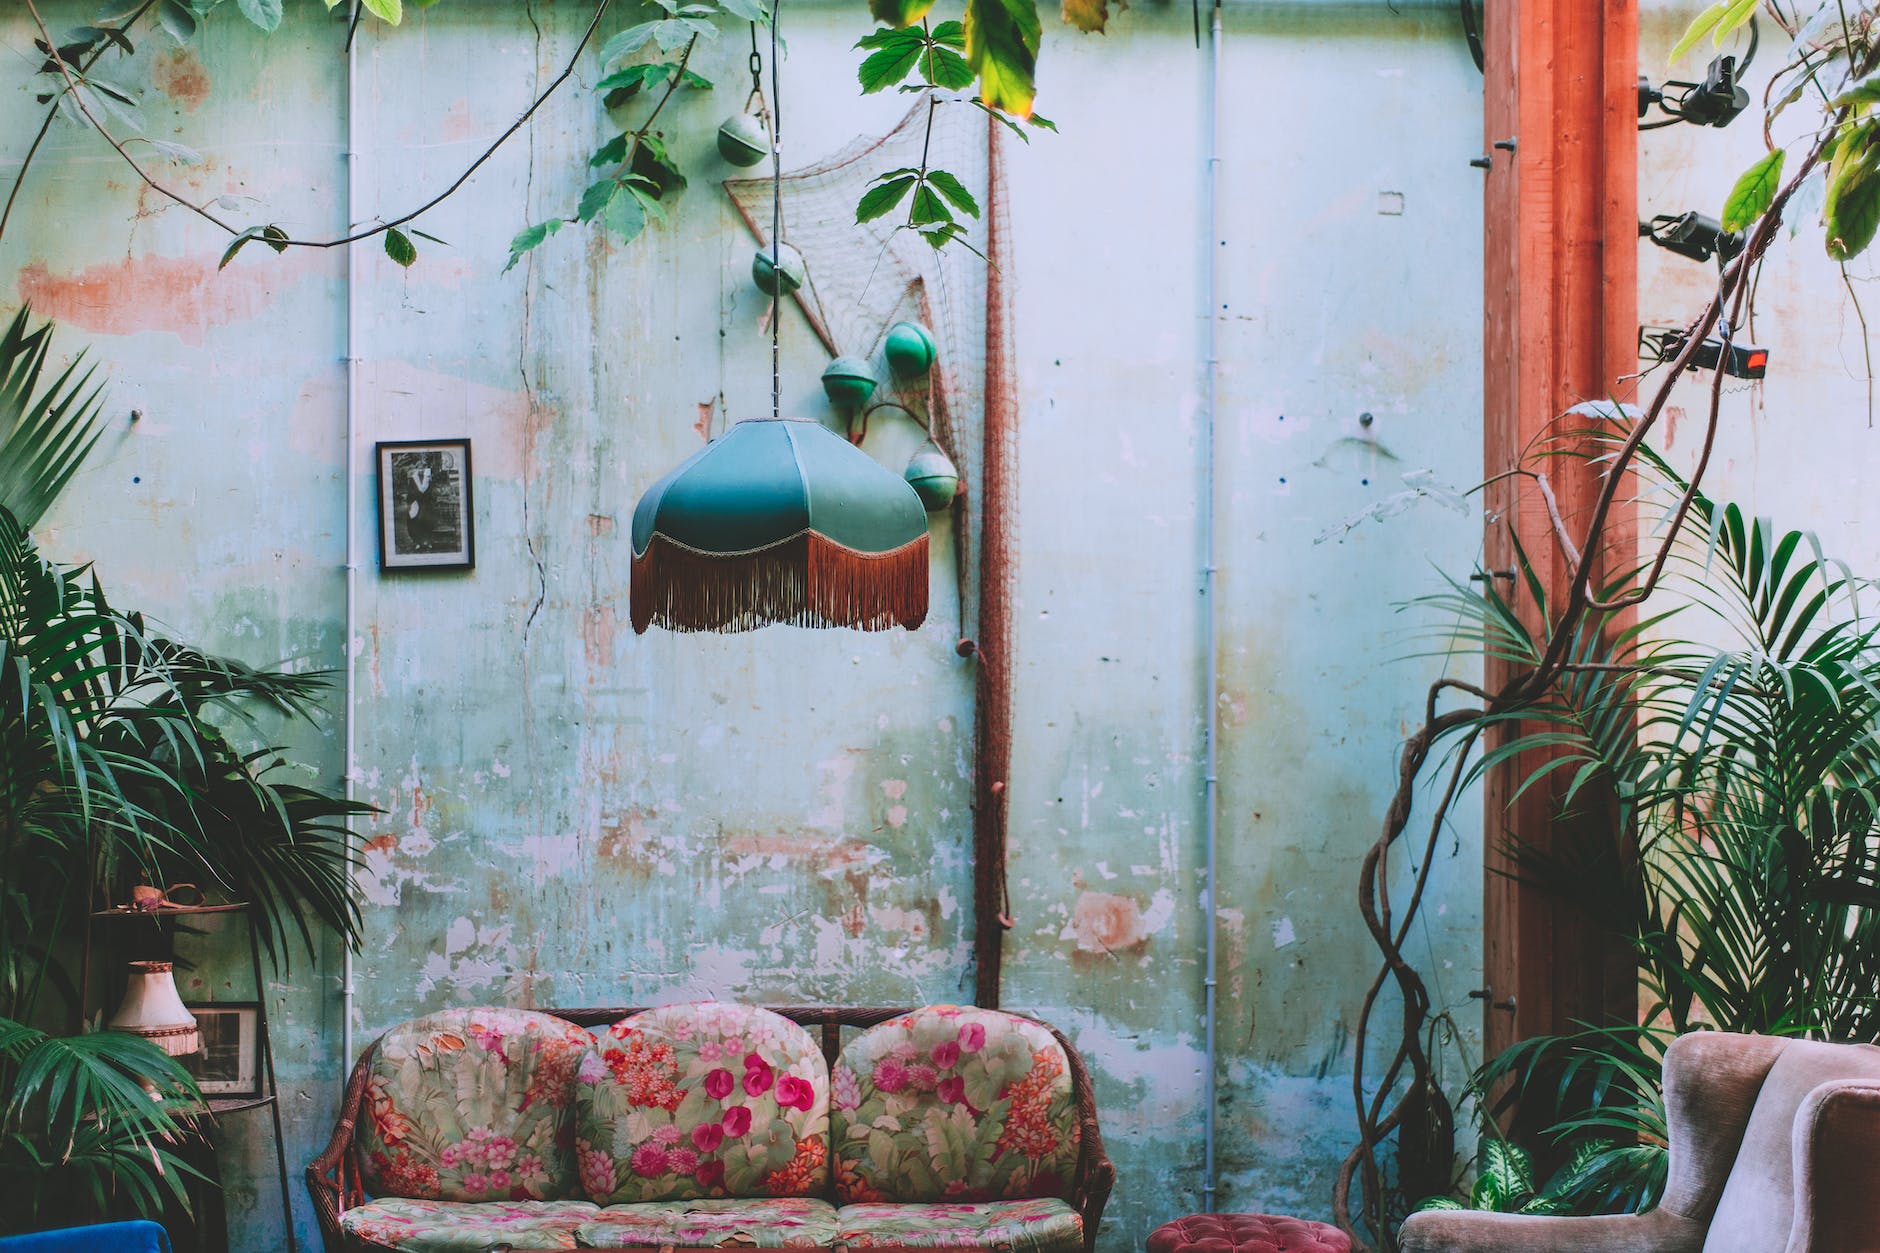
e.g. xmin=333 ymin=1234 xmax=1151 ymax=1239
xmin=1201 ymin=0 xmax=1223 ymax=1214
xmin=340 ymin=12 xmax=362 ymax=1080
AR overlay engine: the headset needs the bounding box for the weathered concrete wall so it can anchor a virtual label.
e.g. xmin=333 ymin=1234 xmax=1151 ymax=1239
xmin=6 ymin=1 xmax=1486 ymax=1248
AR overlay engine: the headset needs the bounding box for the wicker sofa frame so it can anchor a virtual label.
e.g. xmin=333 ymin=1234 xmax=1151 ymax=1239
xmin=307 ymin=1005 xmax=1115 ymax=1253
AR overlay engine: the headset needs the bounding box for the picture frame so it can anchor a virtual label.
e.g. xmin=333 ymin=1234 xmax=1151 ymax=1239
xmin=377 ymin=438 xmax=475 ymax=571
xmin=186 ymin=1002 xmax=261 ymax=1098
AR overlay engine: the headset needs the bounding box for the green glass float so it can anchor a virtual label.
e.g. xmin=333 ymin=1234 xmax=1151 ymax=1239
xmin=717 ymin=113 xmax=769 ymax=167
xmin=903 ymin=439 xmax=960 ymax=511
xmin=821 ymin=357 xmax=877 ymax=409
xmin=630 ymin=417 xmax=930 ymax=634
xmin=752 ymin=243 xmax=806 ymax=297
xmin=884 ymin=320 xmax=936 ymax=379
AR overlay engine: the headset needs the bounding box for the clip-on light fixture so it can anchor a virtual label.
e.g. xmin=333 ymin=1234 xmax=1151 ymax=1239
xmin=1639 ymin=325 xmax=1768 ymax=380
xmin=1639 ymin=50 xmax=1751 ymax=129
xmin=1640 ymin=212 xmax=1745 ymax=265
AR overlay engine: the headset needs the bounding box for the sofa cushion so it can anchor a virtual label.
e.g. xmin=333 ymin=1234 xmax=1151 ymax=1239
xmin=575 ymin=1001 xmax=831 ymax=1204
xmin=836 ymin=1198 xmax=1083 ymax=1253
xmin=338 ymin=1198 xmax=598 ymax=1251
xmin=1702 ymin=1035 xmax=1880 ymax=1253
xmin=832 ymin=1007 xmax=1080 ymax=1204
xmin=357 ymin=1008 xmax=595 ymax=1202
xmin=576 ymin=1197 xmax=840 ymax=1247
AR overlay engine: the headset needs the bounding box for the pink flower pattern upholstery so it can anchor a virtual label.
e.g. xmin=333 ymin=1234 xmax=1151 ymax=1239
xmin=832 ymin=1007 xmax=1080 ymax=1204
xmin=836 ymin=1198 xmax=1084 ymax=1253
xmin=576 ymin=1197 xmax=841 ymax=1247
xmin=574 ymin=1002 xmax=831 ymax=1204
xmin=338 ymin=1198 xmax=598 ymax=1251
xmin=356 ymin=1008 xmax=595 ymax=1202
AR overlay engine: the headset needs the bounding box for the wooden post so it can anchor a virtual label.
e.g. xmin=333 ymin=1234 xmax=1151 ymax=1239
xmin=1480 ymin=0 xmax=1640 ymax=1067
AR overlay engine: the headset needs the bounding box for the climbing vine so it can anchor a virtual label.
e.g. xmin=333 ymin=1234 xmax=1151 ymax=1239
xmin=7 ymin=0 xmax=1101 ymax=268
xmin=1337 ymin=3 xmax=1880 ymax=1249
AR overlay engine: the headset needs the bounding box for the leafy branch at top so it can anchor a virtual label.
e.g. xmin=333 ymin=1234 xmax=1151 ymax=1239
xmin=502 ymin=0 xmax=769 ymax=273
xmin=850 ymin=16 xmax=1051 ymax=254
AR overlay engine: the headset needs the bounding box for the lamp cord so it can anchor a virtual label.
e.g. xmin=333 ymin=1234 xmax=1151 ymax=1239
xmin=770 ymin=0 xmax=782 ymax=423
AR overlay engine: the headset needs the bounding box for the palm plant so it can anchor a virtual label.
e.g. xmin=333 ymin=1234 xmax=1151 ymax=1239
xmin=0 ymin=308 xmax=368 ymax=1230
xmin=1420 ymin=437 xmax=1880 ymax=1213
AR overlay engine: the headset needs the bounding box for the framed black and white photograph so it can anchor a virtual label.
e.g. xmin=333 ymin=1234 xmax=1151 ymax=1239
xmin=377 ymin=439 xmax=475 ymax=571
xmin=186 ymin=1003 xmax=260 ymax=1098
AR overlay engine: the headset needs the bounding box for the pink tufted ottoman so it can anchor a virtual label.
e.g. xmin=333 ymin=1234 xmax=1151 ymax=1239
xmin=1148 ymin=1213 xmax=1351 ymax=1253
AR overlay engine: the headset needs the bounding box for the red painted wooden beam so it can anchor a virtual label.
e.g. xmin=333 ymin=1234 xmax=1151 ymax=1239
xmin=1480 ymin=0 xmax=1640 ymax=1066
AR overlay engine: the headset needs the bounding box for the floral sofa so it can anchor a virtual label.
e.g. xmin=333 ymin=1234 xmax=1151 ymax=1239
xmin=308 ymin=1004 xmax=1114 ymax=1253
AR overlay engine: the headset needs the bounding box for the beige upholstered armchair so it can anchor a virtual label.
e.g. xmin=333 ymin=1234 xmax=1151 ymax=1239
xmin=1399 ymin=1031 xmax=1880 ymax=1253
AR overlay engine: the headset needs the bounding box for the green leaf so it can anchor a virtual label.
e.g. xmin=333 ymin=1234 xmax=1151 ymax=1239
xmin=857 ymin=176 xmax=917 ymax=222
xmin=579 ymin=179 xmax=621 ymax=222
xmin=604 ymin=187 xmax=648 ymax=241
xmin=1721 ymin=149 xmax=1784 ymax=233
xmin=1669 ymin=1 xmax=1728 ymax=62
xmin=869 ymin=0 xmax=938 ymax=28
xmin=503 ymin=218 xmax=564 ymax=272
xmin=927 ymin=169 xmax=980 ymax=218
xmin=235 ymin=0 xmax=284 ymax=30
xmin=1832 ymin=72 xmax=1880 ymax=112
xmin=909 ymin=185 xmax=952 ymax=225
xmin=1712 ymin=0 xmax=1757 ymax=46
xmin=1826 ymin=152 xmax=1880 ymax=260
xmin=383 ymin=228 xmax=418 ymax=268
xmin=964 ymin=0 xmax=1041 ymax=117
xmin=931 ymin=20 xmax=966 ymax=48
xmin=361 ymin=0 xmax=403 ymax=22
xmin=158 ymin=0 xmax=197 ymax=42
xmin=591 ymin=133 xmax=630 ymax=168
xmin=858 ymin=29 xmax=925 ymax=91
xmin=599 ymin=22 xmax=662 ymax=61
xmin=218 ymin=224 xmax=287 ymax=270
xmin=717 ymin=0 xmax=769 ymax=21
xmin=922 ymin=47 xmax=974 ymax=89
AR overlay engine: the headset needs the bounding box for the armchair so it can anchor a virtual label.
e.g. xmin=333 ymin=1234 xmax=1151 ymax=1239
xmin=1399 ymin=1030 xmax=1880 ymax=1253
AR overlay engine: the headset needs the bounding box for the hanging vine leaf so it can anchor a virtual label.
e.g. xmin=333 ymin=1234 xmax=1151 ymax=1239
xmin=857 ymin=27 xmax=927 ymax=91
xmin=383 ymin=228 xmax=418 ymax=268
xmin=1668 ymin=1 xmax=1729 ymax=63
xmin=857 ymin=175 xmax=917 ymax=221
xmin=927 ymin=169 xmax=980 ymax=218
xmin=1721 ymin=149 xmax=1784 ymax=233
xmin=1826 ymin=154 xmax=1880 ymax=260
xmin=964 ymin=0 xmax=1040 ymax=117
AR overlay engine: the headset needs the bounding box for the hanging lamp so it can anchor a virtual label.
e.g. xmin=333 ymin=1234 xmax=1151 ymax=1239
xmin=629 ymin=0 xmax=928 ymax=635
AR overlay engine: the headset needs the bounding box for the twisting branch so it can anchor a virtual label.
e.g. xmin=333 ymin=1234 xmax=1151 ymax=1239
xmin=1332 ymin=41 xmax=1873 ymax=1245
xmin=19 ymin=0 xmax=611 ymax=253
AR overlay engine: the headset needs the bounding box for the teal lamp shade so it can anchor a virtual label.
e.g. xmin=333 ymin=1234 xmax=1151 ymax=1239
xmin=631 ymin=418 xmax=930 ymax=633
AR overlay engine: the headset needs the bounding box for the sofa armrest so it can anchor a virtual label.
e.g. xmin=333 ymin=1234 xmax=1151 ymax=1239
xmin=1785 ymin=1078 xmax=1880 ymax=1253
xmin=1399 ymin=1208 xmax=1704 ymax=1253
xmin=305 ymin=1044 xmax=377 ymax=1253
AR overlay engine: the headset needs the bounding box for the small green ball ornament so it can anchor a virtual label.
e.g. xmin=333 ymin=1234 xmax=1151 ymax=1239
xmin=717 ymin=113 xmax=769 ymax=167
xmin=751 ymin=243 xmax=806 ymax=297
xmin=821 ymin=356 xmax=878 ymax=409
xmin=884 ymin=321 xmax=937 ymax=379
xmin=904 ymin=439 xmax=960 ymax=511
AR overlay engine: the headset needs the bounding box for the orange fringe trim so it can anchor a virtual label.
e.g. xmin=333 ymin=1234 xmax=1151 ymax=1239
xmin=631 ymin=531 xmax=929 ymax=634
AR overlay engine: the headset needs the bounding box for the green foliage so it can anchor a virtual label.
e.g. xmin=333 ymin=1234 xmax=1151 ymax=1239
xmin=1412 ymin=1135 xmax=1579 ymax=1218
xmin=1721 ymin=149 xmax=1784 ymax=233
xmin=0 ymin=309 xmax=105 ymax=532
xmin=0 ymin=316 xmax=371 ymax=1228
xmin=1424 ymin=435 xmax=1880 ymax=1215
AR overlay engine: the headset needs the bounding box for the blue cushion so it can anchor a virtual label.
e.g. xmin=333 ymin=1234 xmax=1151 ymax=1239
xmin=0 ymin=1222 xmax=173 ymax=1253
